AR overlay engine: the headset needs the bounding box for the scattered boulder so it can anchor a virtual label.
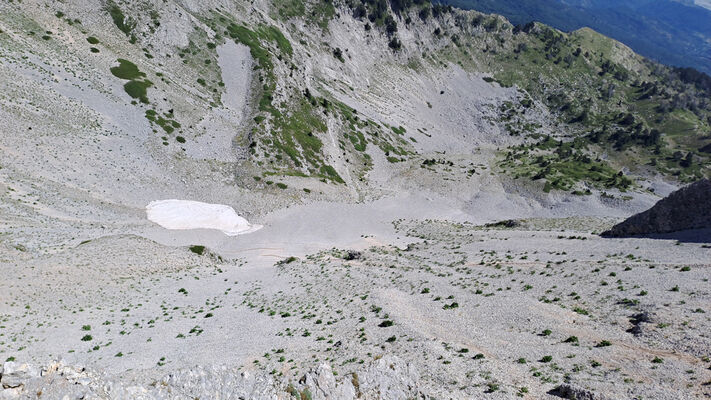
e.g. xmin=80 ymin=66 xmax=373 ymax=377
xmin=602 ymin=179 xmax=711 ymax=237
xmin=1 ymin=362 xmax=39 ymax=389
xmin=0 ymin=356 xmax=421 ymax=399
xmin=343 ymin=250 xmax=362 ymax=260
xmin=627 ymin=311 xmax=652 ymax=336
xmin=485 ymin=219 xmax=521 ymax=229
xmin=549 ymin=383 xmax=610 ymax=400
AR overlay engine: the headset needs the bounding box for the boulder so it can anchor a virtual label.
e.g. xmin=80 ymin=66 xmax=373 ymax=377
xmin=549 ymin=383 xmax=610 ymax=400
xmin=1 ymin=362 xmax=39 ymax=389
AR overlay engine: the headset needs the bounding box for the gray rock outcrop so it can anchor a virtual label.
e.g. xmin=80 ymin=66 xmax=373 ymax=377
xmin=0 ymin=356 xmax=422 ymax=400
xmin=1 ymin=362 xmax=39 ymax=389
xmin=602 ymin=179 xmax=711 ymax=237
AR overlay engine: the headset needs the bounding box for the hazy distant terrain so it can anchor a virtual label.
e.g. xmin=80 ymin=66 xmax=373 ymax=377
xmin=441 ymin=0 xmax=711 ymax=74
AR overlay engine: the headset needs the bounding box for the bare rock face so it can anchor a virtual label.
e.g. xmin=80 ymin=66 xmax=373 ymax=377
xmin=602 ymin=179 xmax=711 ymax=237
xmin=293 ymin=355 xmax=420 ymax=400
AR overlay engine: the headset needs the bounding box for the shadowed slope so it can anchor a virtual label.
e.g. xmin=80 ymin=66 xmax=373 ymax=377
xmin=602 ymin=179 xmax=711 ymax=238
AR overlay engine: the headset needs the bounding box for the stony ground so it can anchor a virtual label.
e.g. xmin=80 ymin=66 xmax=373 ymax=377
xmin=2 ymin=209 xmax=710 ymax=399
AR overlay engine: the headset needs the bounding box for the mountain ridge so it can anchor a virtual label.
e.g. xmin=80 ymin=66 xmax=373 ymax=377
xmin=440 ymin=0 xmax=711 ymax=74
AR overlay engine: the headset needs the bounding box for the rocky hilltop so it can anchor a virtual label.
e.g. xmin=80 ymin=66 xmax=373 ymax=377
xmin=603 ymin=179 xmax=711 ymax=237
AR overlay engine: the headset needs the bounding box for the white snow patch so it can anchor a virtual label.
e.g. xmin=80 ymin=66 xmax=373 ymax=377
xmin=146 ymin=200 xmax=262 ymax=236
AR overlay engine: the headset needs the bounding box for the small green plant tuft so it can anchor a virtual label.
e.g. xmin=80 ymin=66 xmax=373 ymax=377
xmin=189 ymin=245 xmax=206 ymax=255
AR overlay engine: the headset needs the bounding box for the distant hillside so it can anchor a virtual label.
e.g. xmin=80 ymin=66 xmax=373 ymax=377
xmin=439 ymin=0 xmax=711 ymax=74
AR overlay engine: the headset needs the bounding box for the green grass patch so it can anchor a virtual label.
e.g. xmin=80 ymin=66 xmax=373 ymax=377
xmin=391 ymin=125 xmax=406 ymax=135
xmin=257 ymin=25 xmax=292 ymax=57
xmin=123 ymin=80 xmax=152 ymax=103
xmin=348 ymin=130 xmax=367 ymax=152
xmin=110 ymin=59 xmax=144 ymax=80
xmin=189 ymin=245 xmax=206 ymax=255
xmin=269 ymin=99 xmax=326 ymax=168
xmin=275 ymin=0 xmax=306 ymax=20
xmin=107 ymin=2 xmax=135 ymax=37
xmin=223 ymin=23 xmax=291 ymax=116
xmin=386 ymin=156 xmax=401 ymax=163
xmin=319 ymin=165 xmax=344 ymax=183
xmin=500 ymin=136 xmax=632 ymax=192
xmin=111 ymin=59 xmax=152 ymax=103
xmin=145 ymin=110 xmax=179 ymax=133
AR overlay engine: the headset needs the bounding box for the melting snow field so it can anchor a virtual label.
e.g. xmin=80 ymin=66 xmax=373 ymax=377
xmin=146 ymin=200 xmax=262 ymax=236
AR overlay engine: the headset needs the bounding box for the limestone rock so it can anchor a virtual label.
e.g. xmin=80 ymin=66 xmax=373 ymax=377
xmin=1 ymin=362 xmax=38 ymax=389
xmin=0 ymin=388 xmax=21 ymax=400
xmin=602 ymin=179 xmax=711 ymax=237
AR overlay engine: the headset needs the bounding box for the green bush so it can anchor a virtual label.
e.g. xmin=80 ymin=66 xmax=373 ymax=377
xmin=110 ymin=60 xmax=143 ymax=80
xmin=107 ymin=3 xmax=135 ymax=36
xmin=189 ymin=245 xmax=205 ymax=255
xmin=123 ymin=80 xmax=152 ymax=103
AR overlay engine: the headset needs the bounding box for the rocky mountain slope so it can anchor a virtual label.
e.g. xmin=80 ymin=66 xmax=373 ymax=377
xmin=603 ymin=178 xmax=711 ymax=237
xmin=1 ymin=0 xmax=709 ymax=399
xmin=442 ymin=0 xmax=711 ymax=74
